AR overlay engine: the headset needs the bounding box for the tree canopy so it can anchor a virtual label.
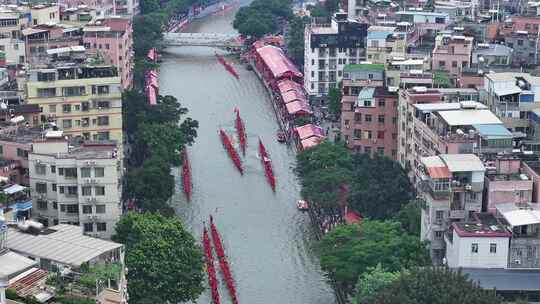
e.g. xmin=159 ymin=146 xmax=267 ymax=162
xmin=349 ymin=153 xmax=412 ymax=219
xmin=318 ymin=220 xmax=429 ymax=293
xmin=286 ymin=16 xmax=308 ymax=65
xmin=113 ymin=213 xmax=205 ymax=303
xmin=233 ymin=0 xmax=292 ymax=38
xmin=355 ymin=264 xmax=400 ymax=304
xmin=368 ymin=268 xmax=502 ymax=304
xmin=328 ymin=87 xmax=342 ymax=118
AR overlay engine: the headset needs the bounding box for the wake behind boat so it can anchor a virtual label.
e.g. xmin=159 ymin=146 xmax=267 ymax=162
xmin=219 ymin=129 xmax=243 ymax=174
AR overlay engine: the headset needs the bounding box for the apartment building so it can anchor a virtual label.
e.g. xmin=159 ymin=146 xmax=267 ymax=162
xmin=395 ymin=11 xmax=449 ymax=37
xmin=484 ymin=72 xmax=540 ymax=135
xmin=0 ymin=126 xmax=43 ymax=185
xmin=366 ymin=26 xmax=406 ymax=64
xmin=504 ymin=31 xmax=540 ymax=66
xmin=304 ymin=12 xmax=368 ymax=98
xmin=83 ymin=17 xmax=133 ymax=89
xmin=28 ymin=136 xmax=122 ymax=239
xmin=0 ymin=8 xmax=28 ymax=66
xmin=22 ymin=24 xmax=83 ymax=64
xmin=434 ymin=0 xmax=475 ymax=23
xmin=385 ymin=57 xmax=431 ymax=88
xmin=60 ymin=7 xmax=97 ymax=26
xmin=432 ymin=34 xmax=474 ymax=78
xmin=340 ymin=63 xmax=398 ymax=159
xmin=417 ymin=153 xmax=486 ymax=261
xmin=397 ymin=87 xmax=511 ymax=173
xmin=30 ymin=4 xmax=60 ymax=26
xmin=25 ymin=62 xmax=123 ymax=147
xmin=471 ymin=43 xmax=513 ymax=67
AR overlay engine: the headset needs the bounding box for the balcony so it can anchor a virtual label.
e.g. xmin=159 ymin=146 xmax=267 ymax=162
xmin=449 ymin=210 xmax=465 ymax=219
xmin=507 ymin=237 xmax=540 ymax=269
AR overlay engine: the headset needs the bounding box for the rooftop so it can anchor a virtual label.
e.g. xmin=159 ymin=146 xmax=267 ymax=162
xmin=496 ymin=202 xmax=540 ymax=227
xmin=437 ymin=109 xmax=502 ymax=126
xmin=452 ymin=215 xmax=511 ymax=238
xmin=7 ymin=224 xmax=123 ymax=267
xmin=344 ymin=63 xmax=385 ymax=73
xmin=0 ymin=250 xmax=37 ymax=279
xmin=462 ymin=268 xmax=540 ymax=291
xmin=440 ymin=154 xmax=485 ymax=172
xmin=473 ymin=43 xmax=513 ymax=57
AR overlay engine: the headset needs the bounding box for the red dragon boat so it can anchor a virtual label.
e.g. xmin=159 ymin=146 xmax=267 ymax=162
xmin=181 ymin=150 xmax=192 ymax=201
xmin=234 ymin=108 xmax=247 ymax=156
xmin=219 ymin=129 xmax=243 ymax=174
xmin=203 ymin=227 xmax=221 ymax=304
xmin=210 ymin=216 xmax=239 ymax=304
xmin=258 ymin=139 xmax=276 ymax=192
xmin=215 ymin=52 xmax=239 ymax=79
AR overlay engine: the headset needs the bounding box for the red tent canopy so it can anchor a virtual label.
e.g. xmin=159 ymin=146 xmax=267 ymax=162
xmin=147 ymin=48 xmax=157 ymax=61
xmin=345 ymin=209 xmax=362 ymax=225
xmin=277 ymin=80 xmax=303 ymax=94
xmin=294 ymin=124 xmax=325 ymax=140
xmin=300 ymin=136 xmax=324 ymax=150
xmin=146 ymin=85 xmax=157 ymax=105
xmin=281 ymin=89 xmax=307 ymax=104
xmin=255 ymin=45 xmax=303 ymax=79
xmin=285 ymin=100 xmax=312 ymax=115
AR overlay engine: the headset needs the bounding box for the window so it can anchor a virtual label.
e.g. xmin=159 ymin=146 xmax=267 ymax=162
xmin=378 ymin=115 xmax=385 ymax=123
xmin=490 ymin=243 xmax=497 ymax=253
xmin=49 ymin=105 xmax=56 ymax=113
xmin=82 ymin=205 xmax=92 ymax=214
xmin=92 ymin=85 xmax=110 ymax=95
xmin=64 ymin=168 xmax=77 ymax=178
xmin=67 ymin=186 xmax=78 ymax=196
xmin=435 ymin=231 xmax=443 ymax=239
xmin=354 ymin=113 xmax=361 ymax=122
xmin=365 ymin=130 xmax=372 ymax=139
xmin=59 ymin=186 xmax=64 ymax=194
xmin=377 ymin=147 xmax=384 ymax=155
xmin=377 ymin=131 xmax=384 ymax=139
xmin=452 ymin=61 xmax=458 ymax=68
xmin=95 ymin=186 xmax=105 ymax=196
xmin=439 ymin=61 xmax=445 ymax=67
xmin=62 ymin=104 xmax=71 ymax=113
xmin=353 ymin=129 xmax=362 ymax=139
xmin=81 ymin=102 xmax=90 ymax=112
xmin=94 ymin=167 xmax=104 ymax=177
xmin=53 ymin=201 xmax=57 ymax=209
xmin=364 ymin=146 xmax=372 ymax=155
xmin=36 ymin=182 xmax=47 ymax=193
xmin=471 ymin=243 xmax=478 ymax=253
xmin=51 ymin=165 xmax=56 ymax=173
xmin=52 ymin=183 xmax=56 ymax=192
xmin=37 ymin=88 xmax=56 ymax=97
xmin=65 ymin=204 xmax=78 ymax=214
xmin=436 ymin=210 xmax=444 ymax=219
xmin=95 ymin=205 xmax=106 ymax=213
xmin=35 ymin=164 xmax=46 ymax=175
xmin=58 ymin=168 xmax=64 ymax=175
xmin=83 ymin=223 xmax=93 ymax=232
xmin=62 ymin=119 xmax=72 ymax=129
xmin=95 ymin=132 xmax=110 ymax=140
xmin=97 ymin=222 xmax=107 ymax=232
xmin=62 ymin=86 xmax=85 ymax=96
xmin=16 ymin=148 xmax=27 ymax=158
xmin=97 ymin=116 xmax=109 ymax=126
xmin=105 ymin=43 xmax=110 ymax=49
xmin=97 ymin=101 xmax=111 ymax=109
xmin=37 ymin=200 xmax=47 ymax=210
xmin=81 ymin=167 xmax=91 ymax=178
xmin=518 ymin=40 xmax=524 ymax=46
xmin=365 ymin=115 xmax=372 ymax=122
xmin=82 ymin=186 xmax=92 ymax=196
xmin=378 ymin=100 xmax=385 ymax=107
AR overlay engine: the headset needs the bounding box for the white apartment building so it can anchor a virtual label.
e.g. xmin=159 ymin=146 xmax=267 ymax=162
xmin=28 ymin=133 xmax=121 ymax=239
xmin=417 ymin=153 xmax=486 ymax=262
xmin=0 ymin=38 xmax=24 ymax=65
xmin=304 ymin=12 xmax=368 ymax=98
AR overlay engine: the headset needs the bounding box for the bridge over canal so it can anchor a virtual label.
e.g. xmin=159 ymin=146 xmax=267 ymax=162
xmin=163 ymin=32 xmax=241 ymax=48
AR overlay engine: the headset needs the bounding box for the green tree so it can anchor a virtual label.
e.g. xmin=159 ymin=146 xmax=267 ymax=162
xmin=318 ymin=221 xmax=429 ymax=293
xmin=328 ymin=87 xmax=342 ymax=118
xmin=355 ymin=264 xmax=400 ymax=304
xmin=296 ymin=142 xmax=352 ymax=209
xmin=395 ymin=199 xmax=423 ymax=235
xmin=79 ymin=262 xmax=122 ymax=291
xmin=233 ymin=0 xmax=293 ymax=37
xmin=286 ymin=16 xmax=308 ymax=65
xmin=350 ymin=154 xmax=413 ymax=219
xmin=369 ymin=268 xmax=502 ymax=304
xmin=113 ymin=213 xmax=205 ymax=303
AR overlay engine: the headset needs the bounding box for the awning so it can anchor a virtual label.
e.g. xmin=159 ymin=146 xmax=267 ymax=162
xmin=496 ymin=202 xmax=540 ymax=227
xmin=21 ymin=28 xmax=48 ymax=36
xmin=281 ymin=89 xmax=306 ymax=104
xmin=426 ymin=166 xmax=451 ymax=179
xmin=493 ymin=85 xmax=521 ymax=96
xmin=300 ymin=136 xmax=324 ymax=150
xmin=473 ymin=123 xmax=512 ymax=139
xmin=255 ymin=45 xmax=303 ymax=79
xmin=294 ymin=124 xmax=325 ymax=140
xmin=4 ymin=184 xmax=26 ymax=195
xmin=285 ymin=100 xmax=312 ymax=115
xmin=13 ymin=200 xmax=32 ymax=211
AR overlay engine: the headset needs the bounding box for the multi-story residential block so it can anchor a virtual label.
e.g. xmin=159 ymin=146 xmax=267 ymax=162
xmin=0 ymin=126 xmax=43 ymax=185
xmin=114 ymin=0 xmax=140 ymax=16
xmin=471 ymin=43 xmax=513 ymax=67
xmin=304 ymin=12 xmax=368 ymax=98
xmin=385 ymin=57 xmax=431 ymax=88
xmin=29 ymin=4 xmax=60 ymax=26
xmin=504 ymin=31 xmax=540 ymax=66
xmin=83 ymin=17 xmax=133 ymax=89
xmin=60 ymin=6 xmax=97 ymax=25
xmin=59 ymin=0 xmax=115 ymax=18
xmin=340 ymin=63 xmax=398 ymax=159
xmin=29 ymin=136 xmax=122 ymax=239
xmin=22 ymin=24 xmax=82 ymax=64
xmin=432 ymin=34 xmax=474 ymax=79
xmin=0 ymin=7 xmax=28 ymax=66
xmin=484 ymin=157 xmax=533 ymax=213
xmin=418 ymin=153 xmax=486 ymax=261
xmin=395 ymin=11 xmax=449 ymax=36
xmin=0 ymin=38 xmax=25 ymax=65
xmin=484 ymin=72 xmax=540 ymax=135
xmin=434 ymin=0 xmax=475 ymax=22
xmin=366 ymin=26 xmax=406 ymax=64
xmin=397 ymin=87 xmax=512 ymax=173
xmin=25 ymin=61 xmax=123 ymax=147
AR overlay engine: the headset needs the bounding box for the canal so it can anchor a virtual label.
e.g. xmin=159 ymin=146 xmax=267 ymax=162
xmin=159 ymin=3 xmax=336 ymax=304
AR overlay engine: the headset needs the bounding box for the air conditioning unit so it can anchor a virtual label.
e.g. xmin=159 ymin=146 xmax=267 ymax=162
xmin=91 ymin=179 xmax=97 ymax=184
xmin=85 ymin=197 xmax=91 ymax=202
xmin=85 ymin=179 xmax=92 ymax=184
xmin=87 ymin=215 xmax=93 ymax=219
xmin=465 ymin=184 xmax=472 ymax=191
xmin=91 ymin=198 xmax=97 ymax=203
xmin=514 ymin=259 xmax=521 ymax=265
xmin=85 ymin=161 xmax=91 ymax=166
xmin=345 ymin=125 xmax=350 ymax=129
xmin=35 ymin=159 xmax=41 ymax=164
xmin=91 ymin=161 xmax=96 ymax=165
xmin=92 ymin=215 xmax=99 ymax=220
